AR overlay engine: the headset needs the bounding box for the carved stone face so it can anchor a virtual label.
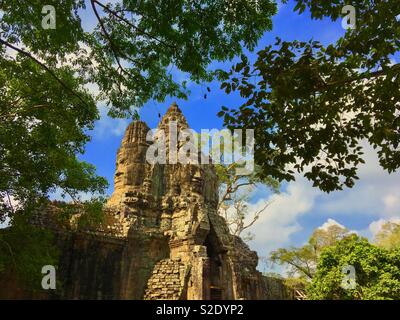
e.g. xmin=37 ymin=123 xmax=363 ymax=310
xmin=161 ymin=196 xmax=173 ymax=211
xmin=191 ymin=167 xmax=204 ymax=194
xmin=143 ymin=178 xmax=152 ymax=194
xmin=124 ymin=191 xmax=141 ymax=206
xmin=172 ymin=183 xmax=180 ymax=195
xmin=114 ymin=170 xmax=124 ymax=190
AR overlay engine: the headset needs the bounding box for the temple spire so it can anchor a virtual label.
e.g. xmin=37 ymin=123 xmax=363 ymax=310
xmin=166 ymin=101 xmax=181 ymax=114
xmin=158 ymin=102 xmax=188 ymax=131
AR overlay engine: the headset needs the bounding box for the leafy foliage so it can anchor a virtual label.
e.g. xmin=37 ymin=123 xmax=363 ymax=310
xmin=0 ymin=197 xmax=107 ymax=290
xmin=0 ymin=56 xmax=108 ymax=221
xmin=272 ymin=223 xmax=400 ymax=299
xmin=1 ymin=0 xmax=277 ymax=116
xmin=0 ymin=211 xmax=59 ymax=290
xmin=217 ymin=0 xmax=400 ymax=192
xmin=375 ymin=221 xmax=400 ymax=249
xmin=55 ymin=197 xmax=107 ymax=230
xmin=270 ymin=222 xmax=350 ymax=279
xmin=308 ymin=235 xmax=400 ymax=300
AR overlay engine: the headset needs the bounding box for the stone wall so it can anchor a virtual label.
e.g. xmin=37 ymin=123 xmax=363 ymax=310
xmin=261 ymin=277 xmax=295 ymax=300
xmin=144 ymin=258 xmax=189 ymax=300
xmin=54 ymin=231 xmax=169 ymax=300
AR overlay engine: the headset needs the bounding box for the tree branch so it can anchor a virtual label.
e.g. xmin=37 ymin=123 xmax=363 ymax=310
xmin=240 ymin=201 xmax=271 ymax=233
xmin=0 ymin=104 xmax=52 ymax=120
xmin=318 ymin=63 xmax=400 ymax=92
xmin=90 ymin=0 xmax=130 ymax=78
xmin=6 ymin=191 xmax=14 ymax=214
xmin=0 ymin=38 xmax=89 ymax=107
xmin=93 ymin=0 xmax=176 ymax=52
xmin=285 ymin=260 xmax=314 ymax=279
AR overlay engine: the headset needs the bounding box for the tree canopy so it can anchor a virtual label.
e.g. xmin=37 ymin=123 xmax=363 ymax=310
xmin=0 ymin=54 xmax=107 ymax=221
xmin=375 ymin=221 xmax=400 ymax=249
xmin=270 ymin=221 xmax=350 ymax=280
xmin=218 ymin=0 xmax=400 ymax=192
xmin=308 ymin=235 xmax=400 ymax=300
xmin=1 ymin=0 xmax=277 ymax=116
xmin=272 ymin=222 xmax=400 ymax=300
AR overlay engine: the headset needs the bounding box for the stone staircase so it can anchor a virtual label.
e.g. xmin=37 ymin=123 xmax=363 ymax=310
xmin=144 ymin=258 xmax=189 ymax=300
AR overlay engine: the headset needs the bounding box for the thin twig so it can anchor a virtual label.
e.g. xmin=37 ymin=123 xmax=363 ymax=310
xmin=90 ymin=0 xmax=130 ymax=78
xmin=93 ymin=0 xmax=176 ymax=52
xmin=0 ymin=38 xmax=89 ymax=107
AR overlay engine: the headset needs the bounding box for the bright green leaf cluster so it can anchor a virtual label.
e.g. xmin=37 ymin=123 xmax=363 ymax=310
xmin=308 ymin=235 xmax=400 ymax=300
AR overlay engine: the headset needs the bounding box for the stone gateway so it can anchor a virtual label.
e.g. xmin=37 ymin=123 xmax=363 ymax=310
xmin=0 ymin=103 xmax=293 ymax=300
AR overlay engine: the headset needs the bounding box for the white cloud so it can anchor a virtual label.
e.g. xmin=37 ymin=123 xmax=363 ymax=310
xmin=84 ymin=82 xmax=100 ymax=96
xmin=383 ymin=194 xmax=400 ymax=214
xmin=1 ymin=194 xmax=19 ymax=209
xmin=245 ymin=141 xmax=400 ymax=263
xmin=368 ymin=217 xmax=400 ymax=239
xmin=0 ymin=217 xmax=10 ymax=229
xmin=317 ymin=218 xmax=359 ymax=236
xmin=0 ymin=195 xmax=17 ymax=229
xmin=318 ymin=218 xmax=346 ymax=231
xmin=246 ymin=178 xmax=319 ymax=259
xmin=93 ymin=104 xmax=130 ymax=139
xmin=316 ymin=143 xmax=400 ymax=218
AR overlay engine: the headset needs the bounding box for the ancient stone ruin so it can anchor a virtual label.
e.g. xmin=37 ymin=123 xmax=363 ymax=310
xmin=1 ymin=103 xmax=293 ymax=300
xmin=94 ymin=102 xmax=267 ymax=299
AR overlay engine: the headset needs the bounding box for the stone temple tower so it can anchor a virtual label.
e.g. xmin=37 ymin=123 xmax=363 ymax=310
xmin=100 ymin=102 xmax=267 ymax=300
xmin=23 ymin=102 xmax=269 ymax=300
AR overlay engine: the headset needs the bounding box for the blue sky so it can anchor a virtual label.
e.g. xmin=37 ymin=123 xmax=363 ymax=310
xmin=78 ymin=1 xmax=399 ymax=272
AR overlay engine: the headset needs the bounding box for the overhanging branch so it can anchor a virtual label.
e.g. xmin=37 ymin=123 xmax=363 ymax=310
xmin=0 ymin=38 xmax=89 ymax=107
xmin=93 ymin=0 xmax=176 ymax=52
